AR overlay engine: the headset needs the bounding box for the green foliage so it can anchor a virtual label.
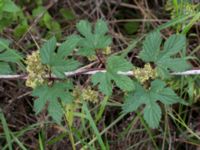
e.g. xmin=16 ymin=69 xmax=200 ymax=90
xmin=0 ymin=0 xmax=28 ymax=36
xmin=123 ymin=79 xmax=183 ymax=128
xmin=0 ymin=0 xmax=20 ymax=12
xmin=32 ymin=5 xmax=61 ymax=39
xmin=39 ymin=36 xmax=81 ymax=78
xmin=76 ymin=19 xmax=112 ymax=56
xmin=59 ymin=8 xmax=76 ymax=21
xmin=123 ymin=21 xmax=139 ymax=34
xmin=0 ymin=38 xmax=22 ymax=74
xmin=165 ymin=0 xmax=200 ymax=31
xmin=27 ymin=20 xmax=190 ymax=129
xmin=139 ymin=31 xmax=190 ymax=78
xmin=92 ymin=55 xmax=134 ymax=96
xmin=32 ymin=81 xmax=73 ymax=123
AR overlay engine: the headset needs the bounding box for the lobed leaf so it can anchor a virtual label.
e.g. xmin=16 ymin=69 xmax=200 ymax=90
xmin=76 ymin=20 xmax=92 ymax=38
xmin=123 ymin=79 xmax=184 ymax=128
xmin=57 ymin=35 xmax=80 ymax=57
xmin=139 ymin=31 xmax=162 ymax=62
xmin=107 ymin=56 xmax=133 ymax=73
xmin=92 ymin=72 xmax=112 ymax=96
xmin=40 ymin=36 xmax=57 ymax=64
xmin=143 ymin=102 xmax=161 ymax=129
xmin=32 ymin=82 xmax=73 ymax=123
xmin=0 ymin=62 xmax=12 ymax=74
xmin=92 ymin=56 xmax=134 ymax=95
xmin=76 ymin=19 xmax=112 ymax=56
xmin=139 ymin=32 xmax=190 ymax=78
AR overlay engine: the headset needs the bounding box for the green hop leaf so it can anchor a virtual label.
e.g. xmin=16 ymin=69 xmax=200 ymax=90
xmin=123 ymin=79 xmax=185 ymax=128
xmin=92 ymin=56 xmax=134 ymax=96
xmin=76 ymin=19 xmax=112 ymax=56
xmin=0 ymin=62 xmax=11 ymax=74
xmin=40 ymin=36 xmax=57 ymax=64
xmin=0 ymin=38 xmax=22 ymax=74
xmin=139 ymin=31 xmax=190 ymax=78
xmin=39 ymin=36 xmax=81 ymax=78
xmin=32 ymin=82 xmax=74 ymax=124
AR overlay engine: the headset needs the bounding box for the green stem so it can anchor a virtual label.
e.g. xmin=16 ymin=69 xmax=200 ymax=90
xmin=69 ymin=127 xmax=76 ymax=150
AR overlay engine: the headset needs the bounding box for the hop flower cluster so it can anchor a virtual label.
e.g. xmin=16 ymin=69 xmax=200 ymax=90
xmin=26 ymin=51 xmax=47 ymax=88
xmin=133 ymin=63 xmax=157 ymax=84
xmin=82 ymin=87 xmax=99 ymax=103
xmin=73 ymin=86 xmax=99 ymax=104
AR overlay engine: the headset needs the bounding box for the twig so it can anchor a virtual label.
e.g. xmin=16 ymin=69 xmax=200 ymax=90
xmin=0 ymin=69 xmax=199 ymax=80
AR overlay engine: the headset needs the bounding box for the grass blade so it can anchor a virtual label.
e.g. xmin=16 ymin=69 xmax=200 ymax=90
xmin=0 ymin=109 xmax=12 ymax=150
xmin=82 ymin=102 xmax=106 ymax=150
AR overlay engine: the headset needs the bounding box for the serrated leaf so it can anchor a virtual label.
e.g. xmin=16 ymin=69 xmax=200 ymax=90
xmin=57 ymin=35 xmax=80 ymax=57
xmin=0 ymin=38 xmax=22 ymax=74
xmin=39 ymin=36 xmax=80 ymax=78
xmin=139 ymin=31 xmax=162 ymax=62
xmin=48 ymin=100 xmax=63 ymax=124
xmin=95 ymin=19 xmax=108 ymax=35
xmin=32 ymin=82 xmax=73 ymax=123
xmin=163 ymin=34 xmax=186 ymax=56
xmin=143 ymin=102 xmax=161 ymax=129
xmin=77 ymin=47 xmax=95 ymax=56
xmin=111 ymin=74 xmax=134 ymax=92
xmin=123 ymin=79 xmax=184 ymax=128
xmin=0 ymin=62 xmax=12 ymax=74
xmin=33 ymin=85 xmax=49 ymax=114
xmin=139 ymin=32 xmax=190 ymax=77
xmin=107 ymin=56 xmax=133 ymax=73
xmin=123 ymin=82 xmax=146 ymax=113
xmin=156 ymin=57 xmax=190 ymax=73
xmin=40 ymin=36 xmax=56 ymax=64
xmin=150 ymin=80 xmax=181 ymax=105
xmin=76 ymin=20 xmax=92 ymax=38
xmin=0 ymin=49 xmax=22 ymax=62
xmin=92 ymin=72 xmax=112 ymax=96
xmin=51 ymin=58 xmax=80 ymax=78
xmin=76 ymin=19 xmax=112 ymax=56
xmin=92 ymin=56 xmax=134 ymax=95
xmin=95 ymin=35 xmax=112 ymax=49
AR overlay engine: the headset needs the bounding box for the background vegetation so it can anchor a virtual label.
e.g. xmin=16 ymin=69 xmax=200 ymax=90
xmin=0 ymin=0 xmax=200 ymax=149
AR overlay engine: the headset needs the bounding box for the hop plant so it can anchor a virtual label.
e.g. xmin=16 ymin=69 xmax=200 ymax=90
xmin=26 ymin=51 xmax=48 ymax=88
xmin=88 ymin=46 xmax=111 ymax=61
xmin=82 ymin=86 xmax=99 ymax=103
xmin=72 ymin=86 xmax=99 ymax=103
xmin=133 ymin=63 xmax=157 ymax=84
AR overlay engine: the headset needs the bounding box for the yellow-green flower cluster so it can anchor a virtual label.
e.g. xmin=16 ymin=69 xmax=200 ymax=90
xmin=103 ymin=46 xmax=111 ymax=55
xmin=26 ymin=51 xmax=47 ymax=88
xmin=73 ymin=86 xmax=99 ymax=104
xmin=72 ymin=86 xmax=82 ymax=103
xmin=133 ymin=63 xmax=157 ymax=84
xmin=82 ymin=86 xmax=99 ymax=103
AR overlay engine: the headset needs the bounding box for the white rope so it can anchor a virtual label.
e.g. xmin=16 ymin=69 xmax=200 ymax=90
xmin=0 ymin=69 xmax=199 ymax=80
